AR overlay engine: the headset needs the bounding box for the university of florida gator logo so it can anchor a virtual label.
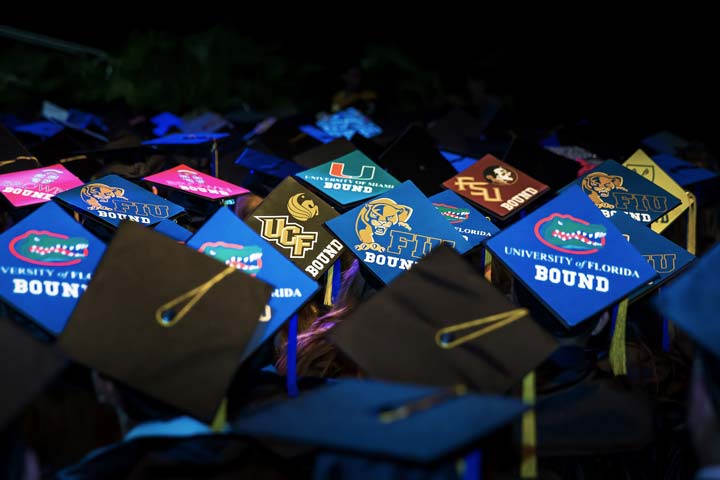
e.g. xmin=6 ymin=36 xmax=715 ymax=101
xmin=432 ymin=203 xmax=470 ymax=224
xmin=198 ymin=241 xmax=263 ymax=275
xmin=80 ymin=183 xmax=128 ymax=211
xmin=355 ymin=198 xmax=413 ymax=252
xmin=534 ymin=213 xmax=607 ymax=255
xmin=9 ymin=230 xmax=90 ymax=266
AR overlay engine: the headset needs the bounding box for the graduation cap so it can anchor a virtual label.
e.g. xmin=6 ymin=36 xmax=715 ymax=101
xmin=187 ymin=207 xmax=319 ymax=360
xmin=503 ymin=138 xmax=581 ymax=190
xmin=653 ymin=243 xmax=720 ymax=359
xmin=0 ymin=202 xmax=105 ymax=335
xmin=429 ymin=190 xmax=500 ymax=249
xmin=427 ymin=108 xmax=487 ymax=155
xmin=641 ymin=131 xmax=689 ymax=156
xmin=486 ymin=186 xmax=657 ymax=328
xmin=329 ymin=245 xmax=556 ymax=392
xmin=246 ymin=177 xmax=344 ymax=280
xmin=608 ymin=212 xmax=694 ymax=299
xmin=0 ymin=125 xmax=40 ymax=174
xmin=0 ymin=317 xmax=67 ymax=429
xmin=54 ymin=174 xmax=185 ymax=228
xmin=143 ymin=133 xmax=230 ymax=147
xmin=622 ymin=150 xmax=692 ymax=233
xmin=440 ymin=150 xmax=478 ymax=173
xmin=297 ymin=124 xmax=336 ymax=144
xmin=326 ymin=181 xmax=472 ymax=285
xmin=232 ymin=147 xmax=305 ymax=196
xmin=57 ymin=221 xmax=273 ymax=422
xmin=443 ymin=154 xmax=550 ymax=221
xmin=0 ymin=164 xmax=83 ymax=208
xmin=232 ymin=378 xmax=527 ymax=464
xmin=377 ymin=125 xmax=457 ymax=196
xmin=316 ymin=107 xmax=382 ymax=140
xmin=292 ymin=138 xmax=357 ymax=169
xmin=653 ymin=153 xmax=719 ymax=189
xmin=567 ymin=160 xmax=683 ymax=225
xmin=153 ymin=219 xmax=193 ymax=243
xmin=295 ymin=150 xmax=400 ymax=207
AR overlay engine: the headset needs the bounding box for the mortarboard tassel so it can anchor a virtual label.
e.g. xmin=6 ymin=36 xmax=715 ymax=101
xmin=210 ymin=398 xmax=228 ymax=432
xmin=609 ymin=299 xmax=629 ymax=376
xmin=286 ymin=313 xmax=299 ymax=397
xmin=687 ymin=192 xmax=697 ymax=255
xmin=484 ymin=250 xmax=492 ymax=283
xmin=212 ymin=139 xmax=220 ymax=178
xmin=520 ymin=371 xmax=537 ymax=479
xmin=151 ymin=186 xmax=158 ymax=196
xmin=323 ymin=260 xmax=341 ymax=307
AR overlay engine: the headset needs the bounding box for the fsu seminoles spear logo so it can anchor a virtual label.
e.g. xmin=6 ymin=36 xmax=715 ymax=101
xmin=256 ymin=193 xmax=319 ymax=258
xmin=354 ymin=198 xmax=413 ymax=252
xmin=534 ymin=213 xmax=607 ymax=255
xmin=9 ymin=230 xmax=89 ymax=266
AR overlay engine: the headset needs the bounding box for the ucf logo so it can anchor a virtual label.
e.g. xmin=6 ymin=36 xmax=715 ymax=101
xmin=256 ymin=216 xmax=318 ymax=258
xmin=451 ymin=177 xmax=502 ymax=202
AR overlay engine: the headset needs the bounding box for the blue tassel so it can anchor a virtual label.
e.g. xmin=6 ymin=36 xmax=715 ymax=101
xmin=331 ymin=259 xmax=342 ymax=304
xmin=286 ymin=314 xmax=299 ymax=397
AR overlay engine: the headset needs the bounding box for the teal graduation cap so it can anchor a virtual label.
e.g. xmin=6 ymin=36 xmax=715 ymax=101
xmin=429 ymin=190 xmax=500 ymax=249
xmin=325 ymin=181 xmax=472 ymax=285
xmin=54 ymin=175 xmax=185 ymax=228
xmin=187 ymin=207 xmax=319 ymax=360
xmin=486 ymin=186 xmax=657 ymax=328
xmin=296 ymin=150 xmax=400 ymax=206
xmin=0 ymin=202 xmax=105 ymax=335
xmin=609 ymin=212 xmax=695 ymax=299
xmin=568 ymin=160 xmax=682 ymax=225
xmin=231 ymin=378 xmax=526 ymax=464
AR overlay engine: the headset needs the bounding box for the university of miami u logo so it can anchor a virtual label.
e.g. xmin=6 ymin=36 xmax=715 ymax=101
xmin=329 ymin=162 xmax=376 ymax=181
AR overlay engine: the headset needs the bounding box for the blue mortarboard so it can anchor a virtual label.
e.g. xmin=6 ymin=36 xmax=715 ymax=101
xmin=326 ymin=181 xmax=472 ymax=285
xmin=0 ymin=202 xmax=105 ymax=335
xmin=486 ymin=186 xmax=657 ymax=328
xmin=234 ymin=148 xmax=304 ymax=179
xmin=654 ymin=244 xmax=720 ymax=359
xmin=179 ymin=112 xmax=231 ymax=134
xmin=653 ymin=153 xmax=719 ymax=188
xmin=316 ymin=107 xmax=382 ymax=140
xmin=439 ymin=150 xmax=478 ymax=173
xmin=296 ymin=151 xmax=400 ymax=206
xmin=429 ymin=190 xmax=500 ymax=249
xmin=142 ymin=132 xmax=229 ymax=146
xmin=231 ymin=378 xmax=526 ymax=463
xmin=609 ymin=212 xmax=695 ymax=299
xmin=641 ymin=131 xmax=689 ymax=155
xmin=153 ymin=219 xmax=193 ymax=243
xmin=54 ymin=174 xmax=185 ymax=228
xmin=187 ymin=207 xmax=319 ymax=360
xmin=299 ymin=124 xmax=335 ymax=144
xmin=150 ymin=112 xmax=184 ymax=137
xmin=567 ymin=160 xmax=682 ymax=225
xmin=11 ymin=121 xmax=64 ymax=140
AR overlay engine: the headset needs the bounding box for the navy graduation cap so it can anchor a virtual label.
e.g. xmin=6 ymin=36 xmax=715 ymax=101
xmin=326 ymin=181 xmax=472 ymax=285
xmin=486 ymin=186 xmax=657 ymax=328
xmin=54 ymin=175 xmax=185 ymax=228
xmin=296 ymin=150 xmax=400 ymax=206
xmin=316 ymin=107 xmax=382 ymax=140
xmin=653 ymin=153 xmax=719 ymax=188
xmin=609 ymin=212 xmax=695 ymax=299
xmin=569 ymin=160 xmax=682 ymax=225
xmin=234 ymin=148 xmax=304 ymax=178
xmin=0 ymin=202 xmax=105 ymax=335
xmin=187 ymin=207 xmax=319 ymax=360
xmin=429 ymin=190 xmax=500 ymax=249
xmin=153 ymin=219 xmax=193 ymax=243
xmin=142 ymin=132 xmax=229 ymax=146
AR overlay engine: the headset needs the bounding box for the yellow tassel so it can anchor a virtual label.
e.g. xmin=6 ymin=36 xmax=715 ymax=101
xmin=484 ymin=250 xmax=492 ymax=283
xmin=212 ymin=140 xmax=220 ymax=178
xmin=686 ymin=191 xmax=697 ymax=255
xmin=73 ymin=212 xmax=80 ymax=223
xmin=323 ymin=263 xmax=334 ymax=307
xmin=609 ymin=299 xmax=629 ymax=376
xmin=210 ymin=397 xmax=227 ymax=432
xmin=520 ymin=371 xmax=537 ymax=479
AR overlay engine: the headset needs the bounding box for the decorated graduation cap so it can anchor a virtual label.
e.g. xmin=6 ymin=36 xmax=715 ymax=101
xmin=429 ymin=190 xmax=500 ymax=249
xmin=232 ymin=378 xmax=527 ymax=464
xmin=246 ymin=177 xmax=344 ymax=280
xmin=443 ymin=154 xmax=550 ymax=221
xmin=377 ymin=125 xmax=457 ymax=196
xmin=0 ymin=202 xmax=105 ymax=335
xmin=486 ymin=185 xmax=657 ymax=328
xmin=0 ymin=317 xmax=67 ymax=429
xmin=0 ymin=125 xmax=40 ymax=174
xmin=316 ymin=107 xmax=382 ymax=140
xmin=326 ymin=181 xmax=472 ymax=285
xmin=296 ymin=150 xmax=400 ymax=207
xmin=58 ymin=221 xmax=273 ymax=422
xmin=54 ymin=175 xmax=185 ymax=228
xmin=608 ymin=212 xmax=694 ymax=299
xmin=568 ymin=160 xmax=682 ymax=225
xmin=330 ymin=245 xmax=556 ymax=392
xmin=293 ymin=138 xmax=357 ymax=169
xmin=653 ymin=243 xmax=720 ymax=359
xmin=153 ymin=219 xmax=193 ymax=243
xmin=187 ymin=207 xmax=319 ymax=360
xmin=0 ymin=164 xmax=83 ymax=208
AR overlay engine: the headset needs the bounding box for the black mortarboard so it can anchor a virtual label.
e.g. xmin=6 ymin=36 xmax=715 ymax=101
xmin=58 ymin=221 xmax=273 ymax=422
xmin=329 ymin=246 xmax=557 ymax=394
xmin=292 ymin=138 xmax=357 ymax=169
xmin=427 ymin=108 xmax=487 ymax=156
xmin=377 ymin=125 xmax=457 ymax=196
xmin=0 ymin=317 xmax=66 ymax=428
xmin=0 ymin=125 xmax=40 ymax=174
xmin=503 ymin=137 xmax=581 ymax=190
xmin=232 ymin=378 xmax=527 ymax=464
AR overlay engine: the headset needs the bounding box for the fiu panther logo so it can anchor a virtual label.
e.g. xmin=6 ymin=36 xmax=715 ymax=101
xmin=581 ymin=172 xmax=628 ymax=209
xmin=9 ymin=230 xmax=89 ymax=267
xmin=80 ymin=183 xmax=127 ymax=211
xmin=534 ymin=213 xmax=607 ymax=255
xmin=355 ymin=198 xmax=413 ymax=252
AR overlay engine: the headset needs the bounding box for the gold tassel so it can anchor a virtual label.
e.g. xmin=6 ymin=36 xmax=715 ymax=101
xmin=520 ymin=371 xmax=537 ymax=479
xmin=609 ymin=299 xmax=629 ymax=376
xmin=686 ymin=191 xmax=697 ymax=255
xmin=323 ymin=263 xmax=334 ymax=307
xmin=212 ymin=140 xmax=220 ymax=178
xmin=484 ymin=250 xmax=493 ymax=283
xmin=210 ymin=398 xmax=227 ymax=432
